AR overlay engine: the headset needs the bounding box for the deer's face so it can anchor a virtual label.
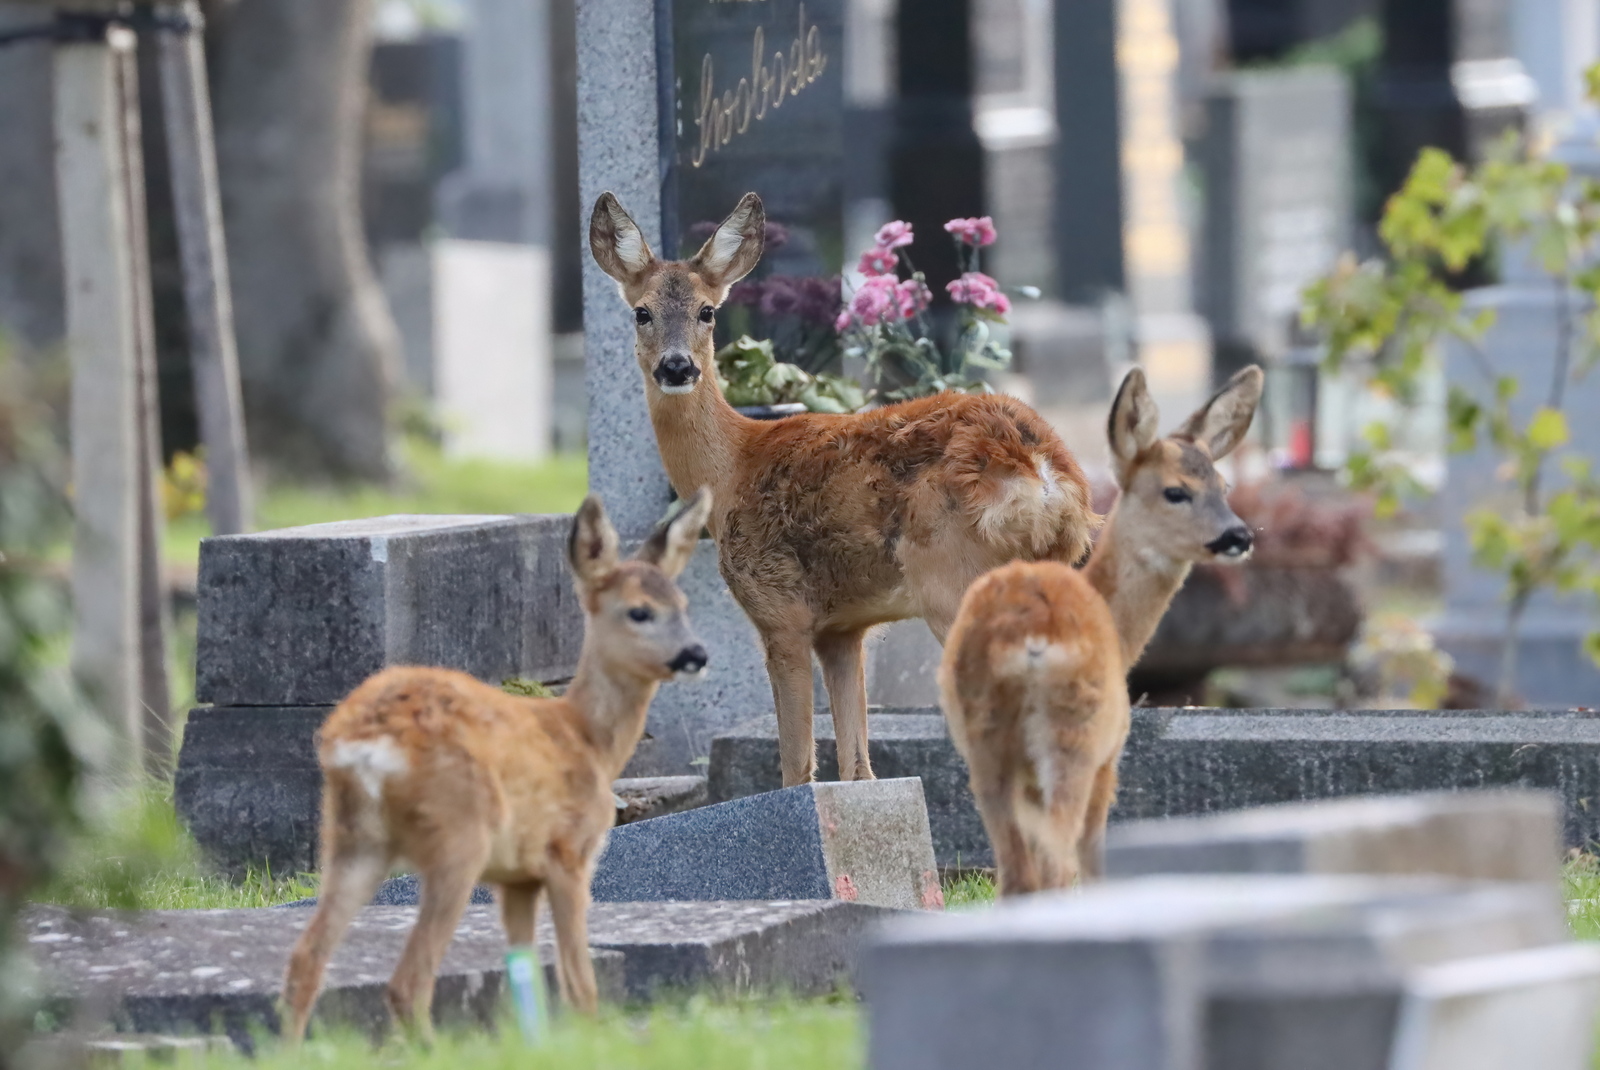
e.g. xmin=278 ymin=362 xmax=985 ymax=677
xmin=1107 ymin=366 xmax=1264 ymax=567
xmin=628 ymin=268 xmax=724 ymax=396
xmin=590 ymin=191 xmax=766 ymax=400
xmin=568 ymin=488 xmax=714 ymax=682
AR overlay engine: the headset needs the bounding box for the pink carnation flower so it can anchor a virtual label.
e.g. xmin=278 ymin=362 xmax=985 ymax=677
xmin=848 ymin=274 xmax=901 ymax=327
xmin=857 ymin=246 xmax=899 ymax=277
xmin=946 ymin=271 xmax=1011 ymax=314
xmin=835 ymin=307 xmax=853 ymax=333
xmin=943 ymin=216 xmax=997 ymax=247
xmin=895 ymin=278 xmax=932 ymax=319
xmin=873 ymin=220 xmax=915 ymax=249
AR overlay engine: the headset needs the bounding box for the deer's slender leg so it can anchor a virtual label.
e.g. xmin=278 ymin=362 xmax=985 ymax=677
xmin=764 ymin=626 xmax=817 ymax=786
xmin=385 ymin=830 xmax=491 ymax=1043
xmin=498 ymin=879 xmax=544 ymax=946
xmin=543 ymin=864 xmax=599 ymax=1015
xmin=1077 ymin=759 xmax=1120 ymax=882
xmin=815 ymin=628 xmax=874 ymax=781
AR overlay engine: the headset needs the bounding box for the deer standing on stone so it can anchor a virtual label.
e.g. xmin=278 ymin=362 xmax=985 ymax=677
xmin=939 ymin=367 xmax=1262 ymax=896
xmin=281 ymin=490 xmax=712 ymax=1039
xmin=589 ymin=191 xmax=1099 ymax=789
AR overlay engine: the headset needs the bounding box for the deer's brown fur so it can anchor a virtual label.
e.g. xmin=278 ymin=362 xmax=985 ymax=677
xmin=939 ymin=367 xmax=1262 ymax=895
xmin=590 ymin=191 xmax=1099 ymax=788
xmin=280 ymin=490 xmax=712 ymax=1041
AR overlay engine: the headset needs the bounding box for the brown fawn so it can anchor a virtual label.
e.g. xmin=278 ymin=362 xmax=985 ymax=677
xmin=939 ymin=366 xmax=1262 ymax=895
xmin=280 ymin=489 xmax=713 ymax=1039
xmin=589 ymin=191 xmax=1098 ymax=789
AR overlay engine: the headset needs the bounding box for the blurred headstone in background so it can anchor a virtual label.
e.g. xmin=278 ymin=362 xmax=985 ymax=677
xmin=1373 ymin=0 xmax=1533 ymax=204
xmin=1201 ymin=66 xmax=1351 ymax=466
xmin=368 ymin=0 xmax=555 ymax=462
xmin=1225 ymin=0 xmax=1377 ymax=62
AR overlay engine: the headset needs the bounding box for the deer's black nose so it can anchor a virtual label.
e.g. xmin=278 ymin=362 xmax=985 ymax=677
xmin=1206 ymin=526 xmax=1254 ymax=558
xmin=668 ymin=644 xmax=708 ymax=674
xmin=655 ymin=353 xmax=699 ymax=388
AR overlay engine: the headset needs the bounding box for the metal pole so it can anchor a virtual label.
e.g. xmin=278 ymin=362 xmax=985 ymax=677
xmin=155 ymin=0 xmax=253 ymax=535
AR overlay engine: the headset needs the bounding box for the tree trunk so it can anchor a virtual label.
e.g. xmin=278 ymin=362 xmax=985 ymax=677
xmin=208 ymin=0 xmax=399 ymax=480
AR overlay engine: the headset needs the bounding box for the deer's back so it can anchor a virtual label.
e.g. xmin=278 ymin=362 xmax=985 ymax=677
xmin=721 ymin=393 xmax=1097 ymax=622
xmin=319 ymin=667 xmax=611 ymax=879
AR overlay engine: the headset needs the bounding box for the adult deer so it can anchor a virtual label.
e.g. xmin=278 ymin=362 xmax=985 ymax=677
xmin=939 ymin=366 xmax=1262 ymax=896
xmin=281 ymin=490 xmax=712 ymax=1039
xmin=589 ymin=191 xmax=1098 ymax=788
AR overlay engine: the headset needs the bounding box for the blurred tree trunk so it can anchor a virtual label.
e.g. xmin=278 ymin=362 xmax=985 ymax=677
xmin=207 ymin=0 xmax=399 ymax=480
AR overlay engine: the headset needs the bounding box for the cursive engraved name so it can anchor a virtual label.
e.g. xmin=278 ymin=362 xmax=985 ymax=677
xmin=691 ymin=3 xmax=827 ymax=168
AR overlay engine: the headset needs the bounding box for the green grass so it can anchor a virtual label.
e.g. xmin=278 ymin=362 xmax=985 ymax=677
xmin=252 ymin=1000 xmax=856 ymax=1070
xmin=163 ymin=446 xmax=587 ymax=568
xmin=32 ymin=785 xmax=318 ymax=911
xmin=941 ymin=870 xmax=996 ymax=908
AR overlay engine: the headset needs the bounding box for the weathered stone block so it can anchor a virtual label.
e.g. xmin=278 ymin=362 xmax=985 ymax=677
xmin=27 ymin=899 xmax=893 ymax=1041
xmin=591 ymin=779 xmax=942 ymax=910
xmin=863 ymin=876 xmax=1572 ymax=1070
xmin=195 ymin=513 xmax=582 ymax=707
xmin=1105 ymin=789 xmax=1562 ymax=883
xmin=614 ymin=775 xmax=708 ymax=824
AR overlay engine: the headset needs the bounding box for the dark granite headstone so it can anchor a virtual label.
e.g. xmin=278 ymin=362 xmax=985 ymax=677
xmin=1201 ymin=67 xmax=1351 ymax=375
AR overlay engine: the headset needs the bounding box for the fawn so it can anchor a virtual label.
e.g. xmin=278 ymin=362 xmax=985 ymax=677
xmin=280 ymin=489 xmax=713 ymax=1040
xmin=939 ymin=366 xmax=1262 ymax=895
xmin=589 ymin=191 xmax=1098 ymax=789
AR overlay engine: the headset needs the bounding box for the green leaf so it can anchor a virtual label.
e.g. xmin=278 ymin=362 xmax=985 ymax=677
xmin=1584 ymin=630 xmax=1600 ymax=669
xmin=1527 ymin=407 xmax=1571 ymax=450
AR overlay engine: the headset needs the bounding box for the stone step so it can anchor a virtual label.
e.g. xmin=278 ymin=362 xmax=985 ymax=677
xmin=26 ymin=898 xmax=892 ymax=1046
xmin=709 ymin=707 xmax=1600 ymax=866
xmin=862 ymin=875 xmax=1586 ymax=1070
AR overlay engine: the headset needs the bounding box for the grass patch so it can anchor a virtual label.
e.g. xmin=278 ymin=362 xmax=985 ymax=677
xmin=32 ymin=785 xmax=317 ymax=911
xmin=941 ymin=870 xmax=996 ymax=909
xmin=170 ymin=998 xmax=861 ymax=1070
xmin=163 ymin=447 xmax=587 ymax=568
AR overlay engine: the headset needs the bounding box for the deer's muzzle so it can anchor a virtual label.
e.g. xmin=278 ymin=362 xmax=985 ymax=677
xmin=654 ymin=353 xmax=700 ymax=393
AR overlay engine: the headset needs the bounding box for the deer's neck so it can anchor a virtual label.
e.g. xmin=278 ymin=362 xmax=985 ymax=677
xmin=644 ymin=362 xmax=752 ymax=507
xmin=562 ymin=648 xmax=662 ymax=778
xmin=1083 ymin=505 xmax=1194 ymax=670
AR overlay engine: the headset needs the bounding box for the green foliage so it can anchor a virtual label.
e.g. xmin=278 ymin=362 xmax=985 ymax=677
xmin=0 ymin=346 xmax=102 ymax=1059
xmin=31 ymin=786 xmax=318 ymax=911
xmin=714 ymin=336 xmax=866 ymax=413
xmin=501 ymin=677 xmax=554 ymax=699
xmin=1302 ymin=91 xmax=1600 ymax=699
xmin=941 ymin=870 xmax=996 ymax=909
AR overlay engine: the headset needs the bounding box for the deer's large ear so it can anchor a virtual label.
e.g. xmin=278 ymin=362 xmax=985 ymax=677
xmin=689 ymin=193 xmax=764 ymax=301
xmin=1176 ymin=366 xmax=1264 ymax=461
xmin=1108 ymin=368 xmax=1160 ymax=487
xmin=589 ymin=192 xmax=657 ymax=303
xmin=637 ymin=487 xmax=711 ymax=579
xmin=568 ymin=494 xmax=621 ymax=588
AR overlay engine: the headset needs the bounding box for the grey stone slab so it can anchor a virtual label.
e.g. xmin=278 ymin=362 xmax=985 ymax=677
xmin=862 ymin=875 xmax=1570 ymax=1070
xmin=1105 ymin=790 xmax=1562 ymax=883
xmin=23 ymin=904 xmax=625 ymax=1047
xmin=195 ymin=513 xmax=582 ymax=707
xmin=711 ymin=707 xmax=1600 ymax=865
xmin=174 ymin=705 xmax=329 ymax=879
xmin=27 ymin=899 xmax=891 ymax=1040
xmin=709 ymin=711 xmax=987 ymax=867
xmin=591 ymin=779 xmax=942 ymax=910
xmin=614 ymin=775 xmax=708 ymax=825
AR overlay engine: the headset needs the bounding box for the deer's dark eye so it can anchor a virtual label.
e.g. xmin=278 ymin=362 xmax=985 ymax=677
xmin=634 ymin=307 xmax=652 ymax=326
xmin=699 ymin=306 xmax=715 ymax=324
xmin=628 ymin=606 xmax=654 ymax=623
xmin=1163 ymin=487 xmax=1192 ymax=504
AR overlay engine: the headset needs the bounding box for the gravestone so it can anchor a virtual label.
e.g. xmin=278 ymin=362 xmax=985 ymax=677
xmin=590 ymin=779 xmax=943 ymax=910
xmin=1201 ymin=67 xmax=1351 ymax=380
xmin=1437 ymin=290 xmax=1600 ymax=706
xmin=27 ymin=898 xmax=891 ymax=1042
xmin=862 ymin=875 xmax=1595 ymax=1070
xmin=711 ymin=707 xmax=1600 ymax=866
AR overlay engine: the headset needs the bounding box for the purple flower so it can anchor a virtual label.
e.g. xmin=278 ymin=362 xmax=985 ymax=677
xmin=763 ymin=221 xmax=790 ymax=251
xmin=727 ymin=279 xmax=764 ymax=307
xmin=759 ymin=276 xmax=803 ymax=318
xmin=797 ymin=275 xmax=844 ymax=327
xmin=874 ymin=220 xmax=915 ymax=249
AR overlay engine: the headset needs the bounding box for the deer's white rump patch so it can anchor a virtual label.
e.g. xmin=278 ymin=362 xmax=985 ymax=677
xmin=328 ymin=738 xmax=409 ymax=799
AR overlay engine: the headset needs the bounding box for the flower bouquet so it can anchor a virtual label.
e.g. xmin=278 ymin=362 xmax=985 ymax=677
xmin=836 ymin=216 xmax=1020 ymax=405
